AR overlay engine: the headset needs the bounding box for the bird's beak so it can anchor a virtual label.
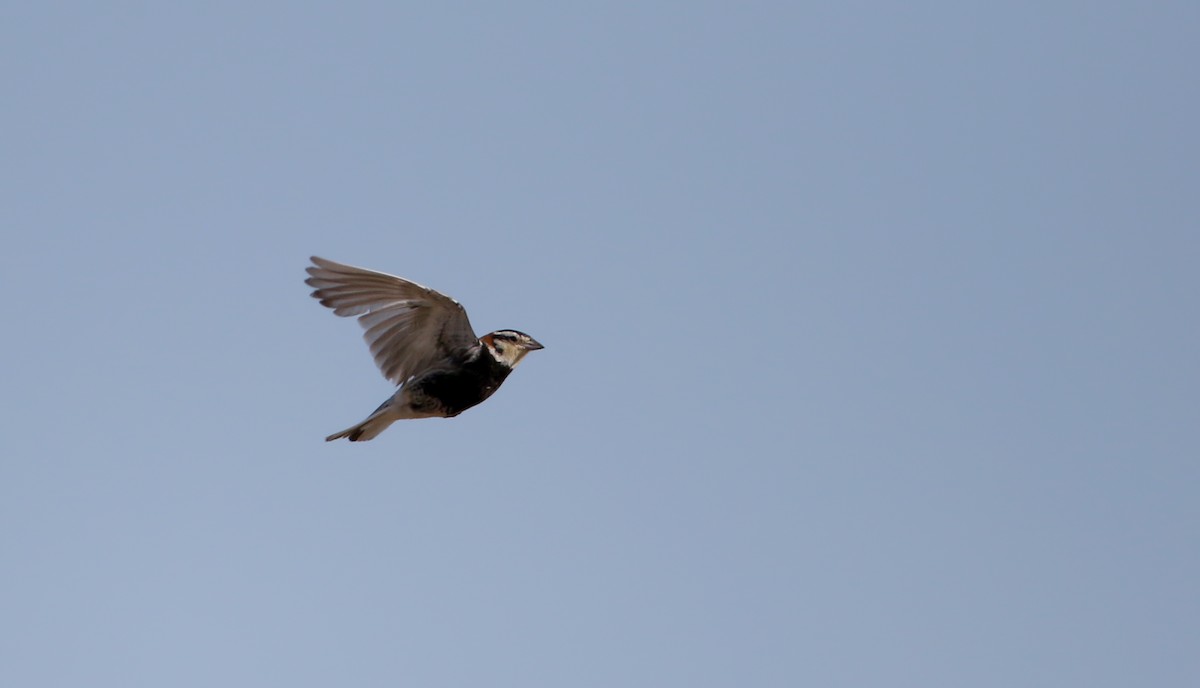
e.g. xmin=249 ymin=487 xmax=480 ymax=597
xmin=526 ymin=338 xmax=544 ymax=351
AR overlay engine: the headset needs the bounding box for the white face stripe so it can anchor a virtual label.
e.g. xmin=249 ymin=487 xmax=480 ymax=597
xmin=484 ymin=338 xmax=529 ymax=368
xmin=482 ymin=330 xmax=541 ymax=367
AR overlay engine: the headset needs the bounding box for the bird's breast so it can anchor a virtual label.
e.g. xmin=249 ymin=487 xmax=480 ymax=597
xmin=413 ymin=358 xmax=513 ymax=417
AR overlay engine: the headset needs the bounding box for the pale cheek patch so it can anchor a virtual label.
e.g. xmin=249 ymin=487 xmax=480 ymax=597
xmin=487 ymin=343 xmax=526 ymax=368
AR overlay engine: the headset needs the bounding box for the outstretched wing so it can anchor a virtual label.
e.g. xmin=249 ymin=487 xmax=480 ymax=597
xmin=306 ymin=256 xmax=479 ymax=384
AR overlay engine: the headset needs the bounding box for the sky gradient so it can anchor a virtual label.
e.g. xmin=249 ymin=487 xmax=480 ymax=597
xmin=3 ymin=3 xmax=1198 ymax=686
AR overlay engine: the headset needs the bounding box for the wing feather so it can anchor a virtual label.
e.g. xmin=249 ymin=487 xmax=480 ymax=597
xmin=306 ymin=256 xmax=478 ymax=384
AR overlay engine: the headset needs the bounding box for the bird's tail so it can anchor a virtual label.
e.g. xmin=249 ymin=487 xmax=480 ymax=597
xmin=325 ymin=402 xmax=398 ymax=442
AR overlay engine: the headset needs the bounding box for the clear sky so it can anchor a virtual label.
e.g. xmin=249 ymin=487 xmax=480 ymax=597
xmin=3 ymin=2 xmax=1198 ymax=686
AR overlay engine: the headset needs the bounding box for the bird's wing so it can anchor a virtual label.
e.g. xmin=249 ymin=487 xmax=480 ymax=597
xmin=306 ymin=256 xmax=479 ymax=384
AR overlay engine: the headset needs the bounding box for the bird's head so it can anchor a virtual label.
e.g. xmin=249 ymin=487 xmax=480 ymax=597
xmin=481 ymin=330 xmax=544 ymax=368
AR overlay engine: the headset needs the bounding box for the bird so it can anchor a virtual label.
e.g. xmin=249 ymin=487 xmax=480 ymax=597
xmin=305 ymin=256 xmax=543 ymax=441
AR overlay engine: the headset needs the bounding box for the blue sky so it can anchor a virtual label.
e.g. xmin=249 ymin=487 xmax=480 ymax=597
xmin=3 ymin=2 xmax=1198 ymax=686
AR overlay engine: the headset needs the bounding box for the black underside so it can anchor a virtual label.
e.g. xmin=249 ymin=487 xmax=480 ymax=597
xmin=413 ymin=352 xmax=513 ymax=417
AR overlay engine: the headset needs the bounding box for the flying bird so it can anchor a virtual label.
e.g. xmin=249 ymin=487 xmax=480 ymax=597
xmin=305 ymin=256 xmax=543 ymax=441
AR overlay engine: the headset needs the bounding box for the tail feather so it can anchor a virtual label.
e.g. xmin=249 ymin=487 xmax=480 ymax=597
xmin=325 ymin=405 xmax=398 ymax=442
